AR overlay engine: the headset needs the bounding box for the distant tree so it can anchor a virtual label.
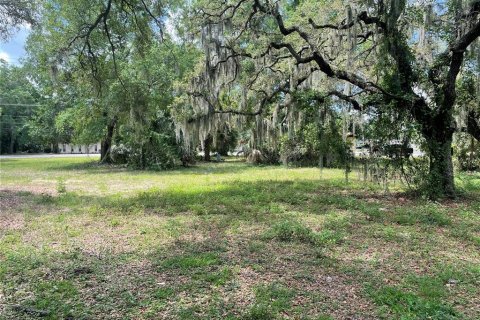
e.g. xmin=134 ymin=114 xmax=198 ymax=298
xmin=24 ymin=0 xmax=198 ymax=166
xmin=0 ymin=62 xmax=42 ymax=153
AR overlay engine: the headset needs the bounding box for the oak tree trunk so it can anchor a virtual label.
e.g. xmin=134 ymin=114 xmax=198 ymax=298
xmin=425 ymin=137 xmax=455 ymax=198
xmin=100 ymin=119 xmax=116 ymax=163
xmin=9 ymin=125 xmax=15 ymax=154
xmin=52 ymin=142 xmax=59 ymax=153
xmin=204 ymin=134 xmax=212 ymax=161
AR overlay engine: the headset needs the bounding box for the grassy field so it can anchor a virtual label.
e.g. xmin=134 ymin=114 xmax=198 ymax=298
xmin=0 ymin=157 xmax=479 ymax=319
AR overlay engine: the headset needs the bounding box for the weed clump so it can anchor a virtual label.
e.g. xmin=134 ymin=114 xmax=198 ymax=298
xmin=161 ymin=252 xmax=220 ymax=270
xmin=265 ymin=220 xmax=343 ymax=246
xmin=270 ymin=220 xmax=315 ymax=243
xmin=56 ymin=178 xmax=67 ymax=194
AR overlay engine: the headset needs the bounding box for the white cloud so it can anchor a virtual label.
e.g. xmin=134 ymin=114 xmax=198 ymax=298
xmin=0 ymin=51 xmax=11 ymax=63
xmin=21 ymin=23 xmax=32 ymax=30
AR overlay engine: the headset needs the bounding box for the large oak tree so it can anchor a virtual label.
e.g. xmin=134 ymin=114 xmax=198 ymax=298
xmin=182 ymin=0 xmax=480 ymax=197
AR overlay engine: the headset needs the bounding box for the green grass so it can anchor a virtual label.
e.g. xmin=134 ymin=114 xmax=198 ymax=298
xmin=264 ymin=220 xmax=344 ymax=246
xmin=243 ymin=282 xmax=297 ymax=319
xmin=161 ymin=252 xmax=221 ymax=270
xmin=0 ymin=157 xmax=479 ymax=319
xmin=367 ymin=285 xmax=458 ymax=319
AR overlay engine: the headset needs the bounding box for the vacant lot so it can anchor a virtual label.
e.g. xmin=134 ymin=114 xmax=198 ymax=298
xmin=1 ymin=157 xmax=479 ymax=319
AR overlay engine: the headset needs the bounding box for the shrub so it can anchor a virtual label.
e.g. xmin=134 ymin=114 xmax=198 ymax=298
xmin=112 ymin=119 xmax=181 ymax=170
xmin=453 ymin=132 xmax=480 ymax=171
xmin=246 ymin=147 xmax=280 ymax=165
xmin=214 ymin=128 xmax=238 ymax=156
xmin=56 ymin=178 xmax=67 ymax=194
xmin=259 ymin=146 xmax=280 ymax=164
xmin=247 ymin=149 xmax=265 ymax=164
xmin=279 ymin=137 xmax=313 ymax=166
xmin=110 ymin=144 xmax=130 ymax=164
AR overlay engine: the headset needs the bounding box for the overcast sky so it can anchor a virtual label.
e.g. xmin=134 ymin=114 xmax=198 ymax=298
xmin=0 ymin=27 xmax=30 ymax=65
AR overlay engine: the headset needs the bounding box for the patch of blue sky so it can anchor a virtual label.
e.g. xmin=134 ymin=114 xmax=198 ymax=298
xmin=0 ymin=27 xmax=30 ymax=65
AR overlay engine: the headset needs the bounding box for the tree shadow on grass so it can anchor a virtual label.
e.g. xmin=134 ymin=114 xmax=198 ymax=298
xmin=25 ymin=179 xmax=362 ymax=217
xmin=2 ymin=181 xmax=477 ymax=319
xmin=44 ymin=159 xmax=265 ymax=177
xmin=1 ymin=177 xmax=447 ymax=227
xmin=2 ymin=220 xmax=470 ymax=319
xmin=1 ymin=219 xmax=376 ymax=319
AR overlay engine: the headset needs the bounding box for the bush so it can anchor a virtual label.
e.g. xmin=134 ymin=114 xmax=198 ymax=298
xmin=247 ymin=149 xmax=265 ymax=164
xmin=214 ymin=128 xmax=238 ymax=156
xmin=126 ymin=131 xmax=179 ymax=170
xmin=180 ymin=149 xmax=196 ymax=167
xmin=113 ymin=117 xmax=181 ymax=170
xmin=246 ymin=147 xmax=280 ymax=165
xmin=454 ymin=132 xmax=480 ymax=171
xmin=259 ymin=146 xmax=280 ymax=164
xmin=280 ymin=137 xmax=315 ymax=166
xmin=110 ymin=144 xmax=130 ymax=164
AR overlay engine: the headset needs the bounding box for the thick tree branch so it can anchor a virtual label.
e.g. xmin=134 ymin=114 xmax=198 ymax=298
xmin=441 ymin=1 xmax=480 ymax=115
xmin=68 ymin=0 xmax=113 ymax=49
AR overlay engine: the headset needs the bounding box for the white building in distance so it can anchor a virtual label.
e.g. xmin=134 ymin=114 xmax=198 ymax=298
xmin=58 ymin=143 xmax=101 ymax=154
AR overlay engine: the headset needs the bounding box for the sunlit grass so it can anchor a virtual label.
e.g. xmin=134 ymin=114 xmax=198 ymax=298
xmin=0 ymin=157 xmax=479 ymax=319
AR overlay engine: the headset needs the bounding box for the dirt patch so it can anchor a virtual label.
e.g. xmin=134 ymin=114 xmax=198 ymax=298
xmin=219 ymin=238 xmax=378 ymax=319
xmin=0 ymin=190 xmax=31 ymax=210
xmin=0 ymin=213 xmax=25 ymax=232
xmin=0 ymin=191 xmax=28 ymax=231
xmin=0 ymin=185 xmax=56 ymax=197
xmin=79 ymin=228 xmax=136 ymax=256
xmin=228 ymin=266 xmax=258 ymax=307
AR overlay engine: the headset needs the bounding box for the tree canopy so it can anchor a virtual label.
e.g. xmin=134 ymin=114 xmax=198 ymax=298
xmin=173 ymin=0 xmax=480 ymax=197
xmin=1 ymin=0 xmax=479 ymax=198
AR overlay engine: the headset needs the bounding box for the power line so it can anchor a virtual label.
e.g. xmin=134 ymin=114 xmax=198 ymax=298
xmin=0 ymin=103 xmax=42 ymax=107
xmin=0 ymin=114 xmax=32 ymax=118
